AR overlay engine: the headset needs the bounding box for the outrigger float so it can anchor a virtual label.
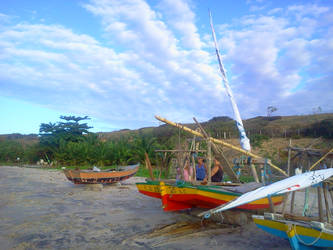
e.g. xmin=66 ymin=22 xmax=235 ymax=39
xmin=64 ymin=163 xmax=139 ymax=184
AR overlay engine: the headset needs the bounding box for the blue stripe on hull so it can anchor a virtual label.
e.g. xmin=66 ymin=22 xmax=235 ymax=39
xmin=255 ymin=223 xmax=333 ymax=249
xmin=255 ymin=223 xmax=289 ymax=239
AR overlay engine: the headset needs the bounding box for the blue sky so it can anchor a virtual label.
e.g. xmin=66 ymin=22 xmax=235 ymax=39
xmin=1 ymin=0 xmax=332 ymax=134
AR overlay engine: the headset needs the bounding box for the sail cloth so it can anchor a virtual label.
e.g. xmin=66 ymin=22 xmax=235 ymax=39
xmin=202 ymin=168 xmax=333 ymax=217
xmin=209 ymin=12 xmax=251 ymax=152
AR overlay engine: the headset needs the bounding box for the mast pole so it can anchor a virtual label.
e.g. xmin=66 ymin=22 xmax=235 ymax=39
xmin=209 ymin=11 xmax=251 ymax=152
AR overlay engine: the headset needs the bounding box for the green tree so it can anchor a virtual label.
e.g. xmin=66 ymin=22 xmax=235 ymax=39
xmin=39 ymin=115 xmax=92 ymax=161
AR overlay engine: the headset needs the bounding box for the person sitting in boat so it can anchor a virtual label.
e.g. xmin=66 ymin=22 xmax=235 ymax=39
xmin=209 ymin=159 xmax=224 ymax=182
xmin=196 ymin=157 xmax=207 ymax=181
xmin=183 ymin=159 xmax=193 ymax=181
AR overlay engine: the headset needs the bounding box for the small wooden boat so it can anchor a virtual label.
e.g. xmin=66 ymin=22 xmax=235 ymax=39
xmin=136 ymin=180 xmax=284 ymax=211
xmin=253 ymin=214 xmax=333 ymax=249
xmin=201 ymin=167 xmax=333 ymax=249
xmin=64 ymin=163 xmax=139 ymax=184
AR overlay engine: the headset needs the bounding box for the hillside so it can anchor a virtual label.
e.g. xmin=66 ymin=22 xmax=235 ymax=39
xmin=2 ymin=113 xmax=332 ymax=143
xmin=98 ymin=113 xmax=333 ymax=141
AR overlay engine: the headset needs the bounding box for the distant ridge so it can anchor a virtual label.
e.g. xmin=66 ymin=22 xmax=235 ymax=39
xmin=1 ymin=113 xmax=333 ymax=140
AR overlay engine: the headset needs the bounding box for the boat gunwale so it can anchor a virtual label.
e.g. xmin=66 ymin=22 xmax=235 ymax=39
xmin=135 ymin=181 xmax=283 ymax=198
xmin=253 ymin=214 xmax=333 ymax=234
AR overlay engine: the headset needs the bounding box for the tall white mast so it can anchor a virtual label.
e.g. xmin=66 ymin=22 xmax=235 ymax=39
xmin=209 ymin=12 xmax=251 ymax=151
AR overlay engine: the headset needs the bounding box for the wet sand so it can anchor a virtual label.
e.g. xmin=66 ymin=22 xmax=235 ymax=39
xmin=0 ymin=166 xmax=290 ymax=249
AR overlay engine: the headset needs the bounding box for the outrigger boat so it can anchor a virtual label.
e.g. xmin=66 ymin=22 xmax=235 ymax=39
xmin=137 ymin=180 xmax=283 ymax=211
xmin=202 ymin=164 xmax=333 ymax=249
xmin=64 ymin=163 xmax=139 ymax=184
xmin=136 ymin=115 xmax=286 ymax=212
xmin=136 ymin=14 xmax=288 ymax=213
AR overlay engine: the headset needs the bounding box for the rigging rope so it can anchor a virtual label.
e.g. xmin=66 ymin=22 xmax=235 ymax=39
xmin=293 ymin=224 xmax=323 ymax=246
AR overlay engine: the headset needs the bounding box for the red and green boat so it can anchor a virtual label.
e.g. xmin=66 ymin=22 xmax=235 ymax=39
xmin=136 ymin=180 xmax=284 ymax=211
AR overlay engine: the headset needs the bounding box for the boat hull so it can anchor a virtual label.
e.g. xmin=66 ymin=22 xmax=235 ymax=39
xmin=253 ymin=215 xmax=333 ymax=249
xmin=136 ymin=181 xmax=284 ymax=211
xmin=64 ymin=164 xmax=139 ymax=184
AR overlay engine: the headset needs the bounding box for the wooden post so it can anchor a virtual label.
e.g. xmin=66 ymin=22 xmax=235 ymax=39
xmin=145 ymin=152 xmax=154 ymax=181
xmin=192 ymin=154 xmax=196 ymax=182
xmin=329 ymin=184 xmax=333 ymax=205
xmin=268 ymin=195 xmax=275 ymax=213
xmin=207 ymin=139 xmax=212 ymax=185
xmin=317 ymin=186 xmax=324 ymax=222
xmin=290 ymin=191 xmax=296 ymax=214
xmin=281 ymin=193 xmax=290 ymax=215
xmin=250 ymin=163 xmax=259 ymax=183
xmin=287 ymin=139 xmax=292 ymax=176
xmin=323 ymin=183 xmax=331 ymax=223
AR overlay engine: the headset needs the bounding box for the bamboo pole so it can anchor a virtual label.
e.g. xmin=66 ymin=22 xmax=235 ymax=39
xmin=309 ymin=148 xmax=333 ymax=170
xmin=193 ymin=117 xmax=239 ymax=182
xmin=156 ymin=115 xmax=288 ymax=177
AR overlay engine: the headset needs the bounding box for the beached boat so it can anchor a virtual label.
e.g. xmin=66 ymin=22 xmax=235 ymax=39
xmin=253 ymin=214 xmax=333 ymax=249
xmin=136 ymin=180 xmax=284 ymax=211
xmin=202 ymin=167 xmax=333 ymax=249
xmin=136 ymin=13 xmax=287 ymax=214
xmin=63 ymin=163 xmax=139 ymax=184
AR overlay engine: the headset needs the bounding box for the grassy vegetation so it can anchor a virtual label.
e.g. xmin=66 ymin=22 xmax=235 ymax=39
xmin=1 ymin=114 xmax=332 ymax=176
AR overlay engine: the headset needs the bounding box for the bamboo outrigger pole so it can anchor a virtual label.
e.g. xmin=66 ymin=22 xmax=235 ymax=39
xmin=155 ymin=115 xmax=288 ymax=177
xmin=309 ymin=148 xmax=333 ymax=171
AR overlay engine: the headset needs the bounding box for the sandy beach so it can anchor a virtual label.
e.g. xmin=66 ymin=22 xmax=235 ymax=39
xmin=0 ymin=166 xmax=291 ymax=249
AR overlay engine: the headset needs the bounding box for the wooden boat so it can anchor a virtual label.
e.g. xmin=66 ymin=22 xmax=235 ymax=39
xmin=200 ymin=166 xmax=333 ymax=249
xmin=136 ymin=180 xmax=284 ymax=211
xmin=253 ymin=214 xmax=333 ymax=249
xmin=64 ymin=163 xmax=139 ymax=184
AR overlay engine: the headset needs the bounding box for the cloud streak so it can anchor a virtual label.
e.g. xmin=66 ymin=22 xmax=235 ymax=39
xmin=0 ymin=1 xmax=332 ymax=131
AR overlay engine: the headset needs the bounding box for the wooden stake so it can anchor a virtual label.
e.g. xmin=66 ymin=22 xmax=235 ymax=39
xmin=287 ymin=139 xmax=291 ymax=176
xmin=317 ymin=186 xmax=324 ymax=222
xmin=207 ymin=139 xmax=212 ymax=185
xmin=290 ymin=191 xmax=296 ymax=214
xmin=250 ymin=163 xmax=259 ymax=183
xmin=281 ymin=193 xmax=290 ymax=215
xmin=323 ymin=183 xmax=331 ymax=223
xmin=192 ymin=154 xmax=196 ymax=182
xmin=268 ymin=195 xmax=275 ymax=213
xmin=145 ymin=152 xmax=154 ymax=181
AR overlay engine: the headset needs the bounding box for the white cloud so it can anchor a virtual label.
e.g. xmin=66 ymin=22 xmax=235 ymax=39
xmin=215 ymin=4 xmax=333 ymax=116
xmin=0 ymin=0 xmax=332 ymax=131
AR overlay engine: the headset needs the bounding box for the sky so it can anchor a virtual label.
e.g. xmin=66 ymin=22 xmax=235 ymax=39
xmin=0 ymin=0 xmax=332 ymax=134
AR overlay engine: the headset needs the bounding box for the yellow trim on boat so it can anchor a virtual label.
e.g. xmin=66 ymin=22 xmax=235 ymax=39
xmin=137 ymin=183 xmax=283 ymax=204
xmin=253 ymin=217 xmax=333 ymax=241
